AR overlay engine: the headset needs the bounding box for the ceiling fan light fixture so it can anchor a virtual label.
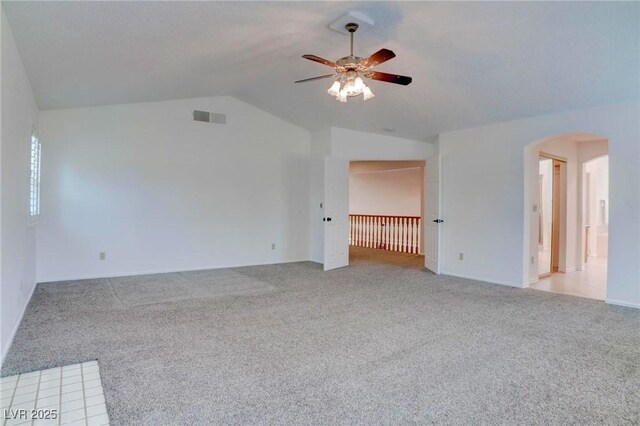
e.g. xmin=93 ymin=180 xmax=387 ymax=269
xmin=297 ymin=22 xmax=412 ymax=102
xmin=343 ymin=77 xmax=363 ymax=97
xmin=327 ymin=80 xmax=341 ymax=97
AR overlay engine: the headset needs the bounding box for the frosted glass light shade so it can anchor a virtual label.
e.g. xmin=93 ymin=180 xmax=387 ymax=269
xmin=327 ymin=81 xmax=341 ymax=97
xmin=363 ymin=85 xmax=375 ymax=100
xmin=336 ymin=89 xmax=348 ymax=102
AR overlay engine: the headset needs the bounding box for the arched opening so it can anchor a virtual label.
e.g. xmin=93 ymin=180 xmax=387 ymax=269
xmin=524 ymin=133 xmax=608 ymax=300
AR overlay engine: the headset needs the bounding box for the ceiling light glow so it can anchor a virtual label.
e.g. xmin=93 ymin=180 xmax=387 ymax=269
xmin=327 ymin=74 xmax=374 ymax=102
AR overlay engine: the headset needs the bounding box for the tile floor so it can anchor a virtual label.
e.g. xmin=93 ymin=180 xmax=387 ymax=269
xmin=530 ymin=256 xmax=607 ymax=300
xmin=1 ymin=361 xmax=109 ymax=426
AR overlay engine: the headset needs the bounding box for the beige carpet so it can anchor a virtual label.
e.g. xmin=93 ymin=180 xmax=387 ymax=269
xmin=2 ymin=249 xmax=639 ymax=425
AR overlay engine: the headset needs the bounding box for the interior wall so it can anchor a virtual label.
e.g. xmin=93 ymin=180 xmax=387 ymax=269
xmin=0 ymin=7 xmax=40 ymax=364
xmin=349 ymin=167 xmax=422 ymax=216
xmin=330 ymin=127 xmax=434 ymax=160
xmin=577 ymin=139 xmax=608 ymax=269
xmin=438 ymin=100 xmax=639 ymax=308
xmin=37 ymin=96 xmax=311 ymax=282
xmin=584 ymin=157 xmax=609 ymax=258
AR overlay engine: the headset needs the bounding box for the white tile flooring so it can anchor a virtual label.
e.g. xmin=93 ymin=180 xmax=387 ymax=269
xmin=1 ymin=361 xmax=109 ymax=426
xmin=530 ymin=256 xmax=607 ymax=300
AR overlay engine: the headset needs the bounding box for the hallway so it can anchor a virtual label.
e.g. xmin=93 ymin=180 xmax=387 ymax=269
xmin=349 ymin=246 xmax=424 ymax=270
xmin=530 ymin=257 xmax=607 ymax=300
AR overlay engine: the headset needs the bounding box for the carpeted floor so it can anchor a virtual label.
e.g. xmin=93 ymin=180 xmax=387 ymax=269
xmin=2 ymin=247 xmax=639 ymax=425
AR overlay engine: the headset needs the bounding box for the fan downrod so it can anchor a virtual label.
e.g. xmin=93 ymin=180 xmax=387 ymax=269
xmin=345 ymin=23 xmax=359 ymax=57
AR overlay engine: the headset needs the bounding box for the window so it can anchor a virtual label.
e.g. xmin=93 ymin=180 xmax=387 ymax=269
xmin=29 ymin=131 xmax=41 ymax=218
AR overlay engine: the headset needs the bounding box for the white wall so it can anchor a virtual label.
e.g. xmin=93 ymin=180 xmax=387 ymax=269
xmin=37 ymin=96 xmax=310 ymax=282
xmin=349 ymin=167 xmax=422 ymax=216
xmin=578 ymin=140 xmax=609 ymax=266
xmin=330 ymin=127 xmax=434 ymax=160
xmin=1 ymin=7 xmax=40 ymax=364
xmin=438 ymin=100 xmax=640 ymax=308
xmin=584 ymin=157 xmax=609 ymax=257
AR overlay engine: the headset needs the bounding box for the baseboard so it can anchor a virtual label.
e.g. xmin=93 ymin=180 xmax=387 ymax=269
xmin=605 ymin=298 xmax=640 ymax=309
xmin=1 ymin=281 xmax=37 ymax=367
xmin=440 ymin=271 xmax=525 ymax=288
xmin=37 ymin=258 xmax=311 ymax=284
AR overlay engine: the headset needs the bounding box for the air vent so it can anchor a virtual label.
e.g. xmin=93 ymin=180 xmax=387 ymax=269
xmin=193 ymin=110 xmax=226 ymax=124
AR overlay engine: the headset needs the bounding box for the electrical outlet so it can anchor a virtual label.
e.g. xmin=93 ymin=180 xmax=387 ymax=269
xmin=99 ymin=252 xmax=106 ymax=260
xmin=271 ymin=243 xmax=276 ymax=250
xmin=459 ymin=253 xmax=464 ymax=260
xmin=531 ymin=256 xmax=535 ymax=264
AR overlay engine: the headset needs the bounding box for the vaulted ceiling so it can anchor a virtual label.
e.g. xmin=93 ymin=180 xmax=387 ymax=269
xmin=4 ymin=1 xmax=638 ymax=141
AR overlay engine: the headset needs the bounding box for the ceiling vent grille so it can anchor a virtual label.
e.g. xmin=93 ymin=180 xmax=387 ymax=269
xmin=193 ymin=110 xmax=226 ymax=124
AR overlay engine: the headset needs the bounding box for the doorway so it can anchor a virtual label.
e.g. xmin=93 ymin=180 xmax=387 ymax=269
xmin=348 ymin=161 xmax=425 ymax=269
xmin=322 ymin=155 xmax=440 ymax=273
xmin=526 ymin=133 xmax=609 ymax=301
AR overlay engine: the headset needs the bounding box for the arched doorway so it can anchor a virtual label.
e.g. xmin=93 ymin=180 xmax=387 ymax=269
xmin=524 ymin=133 xmax=608 ymax=300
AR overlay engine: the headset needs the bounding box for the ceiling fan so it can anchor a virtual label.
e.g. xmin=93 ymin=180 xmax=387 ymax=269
xmin=295 ymin=22 xmax=412 ymax=102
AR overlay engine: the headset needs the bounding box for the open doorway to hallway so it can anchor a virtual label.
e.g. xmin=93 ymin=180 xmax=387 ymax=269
xmin=527 ymin=134 xmax=608 ymax=300
xmin=348 ymin=161 xmax=425 ymax=269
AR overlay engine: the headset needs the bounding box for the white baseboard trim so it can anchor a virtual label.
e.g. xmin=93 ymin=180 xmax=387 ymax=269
xmin=605 ymin=298 xmax=640 ymax=309
xmin=38 ymin=258 xmax=311 ymax=284
xmin=440 ymin=271 xmax=525 ymax=288
xmin=1 ymin=281 xmax=37 ymax=367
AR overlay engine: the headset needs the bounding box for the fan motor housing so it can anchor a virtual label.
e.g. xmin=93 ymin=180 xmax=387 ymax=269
xmin=337 ymin=56 xmax=363 ymax=67
xmin=336 ymin=56 xmax=368 ymax=74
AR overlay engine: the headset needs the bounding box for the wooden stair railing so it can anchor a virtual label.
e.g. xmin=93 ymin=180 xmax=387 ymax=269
xmin=349 ymin=214 xmax=421 ymax=254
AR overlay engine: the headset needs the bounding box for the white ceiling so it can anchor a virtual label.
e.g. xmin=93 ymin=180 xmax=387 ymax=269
xmin=4 ymin=1 xmax=639 ymax=141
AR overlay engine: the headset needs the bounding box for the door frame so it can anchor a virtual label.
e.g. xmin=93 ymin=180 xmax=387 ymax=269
xmin=537 ymin=152 xmax=567 ymax=278
xmin=323 ymin=156 xmax=438 ymax=271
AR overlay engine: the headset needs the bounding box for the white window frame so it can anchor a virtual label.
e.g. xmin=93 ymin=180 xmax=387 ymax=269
xmin=29 ymin=128 xmax=41 ymax=222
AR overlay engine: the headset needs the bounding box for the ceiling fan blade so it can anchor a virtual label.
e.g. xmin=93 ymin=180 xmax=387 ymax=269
xmin=361 ymin=49 xmax=396 ymax=69
xmin=294 ymin=74 xmax=336 ymax=84
xmin=366 ymin=71 xmax=412 ymax=86
xmin=302 ymin=54 xmax=338 ymax=68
